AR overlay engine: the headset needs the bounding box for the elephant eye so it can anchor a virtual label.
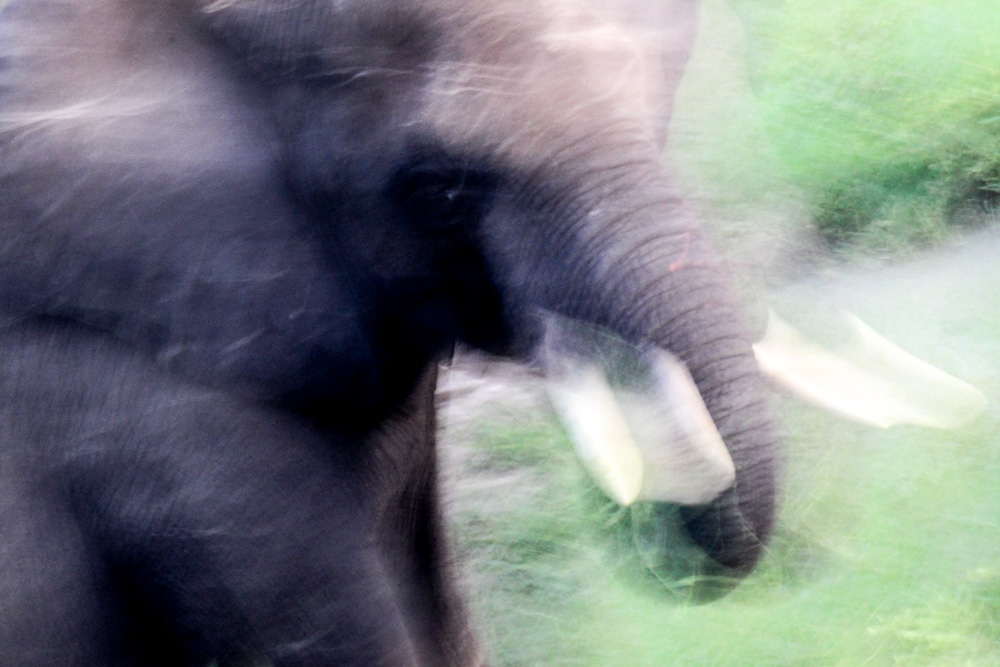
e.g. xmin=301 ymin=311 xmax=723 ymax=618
xmin=389 ymin=151 xmax=496 ymax=232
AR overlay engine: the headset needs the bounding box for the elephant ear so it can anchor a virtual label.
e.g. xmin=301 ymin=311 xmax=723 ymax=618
xmin=195 ymin=0 xmax=436 ymax=79
xmin=594 ymin=0 xmax=700 ymax=149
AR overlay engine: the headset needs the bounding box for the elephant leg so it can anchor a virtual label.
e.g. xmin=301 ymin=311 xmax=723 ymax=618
xmin=369 ymin=365 xmax=483 ymax=667
xmin=0 ymin=326 xmax=422 ymax=666
xmin=0 ymin=452 xmax=138 ymax=667
xmin=71 ymin=401 xmax=424 ymax=667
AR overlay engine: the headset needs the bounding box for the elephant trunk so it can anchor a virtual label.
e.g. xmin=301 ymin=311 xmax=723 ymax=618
xmin=486 ymin=147 xmax=779 ymax=576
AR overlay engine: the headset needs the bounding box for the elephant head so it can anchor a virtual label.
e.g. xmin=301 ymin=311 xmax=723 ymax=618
xmin=0 ymin=0 xmax=777 ymax=662
xmin=194 ymin=0 xmax=778 ymax=577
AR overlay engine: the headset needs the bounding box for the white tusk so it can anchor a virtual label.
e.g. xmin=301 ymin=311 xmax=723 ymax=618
xmin=542 ymin=316 xmax=735 ymax=506
xmin=545 ymin=363 xmax=645 ymax=506
xmin=620 ymin=348 xmax=735 ymax=504
xmin=753 ymin=310 xmax=987 ymax=429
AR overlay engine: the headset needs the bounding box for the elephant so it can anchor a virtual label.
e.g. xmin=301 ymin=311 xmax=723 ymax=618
xmin=0 ymin=0 xmax=778 ymax=665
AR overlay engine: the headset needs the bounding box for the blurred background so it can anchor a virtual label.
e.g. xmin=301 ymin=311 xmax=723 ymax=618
xmin=437 ymin=1 xmax=1000 ymax=664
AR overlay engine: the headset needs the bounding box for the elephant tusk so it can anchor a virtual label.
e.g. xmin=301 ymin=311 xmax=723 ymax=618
xmin=545 ymin=363 xmax=646 ymax=506
xmin=620 ymin=347 xmax=737 ymax=504
xmin=541 ymin=316 xmax=736 ymax=507
xmin=753 ymin=310 xmax=987 ymax=429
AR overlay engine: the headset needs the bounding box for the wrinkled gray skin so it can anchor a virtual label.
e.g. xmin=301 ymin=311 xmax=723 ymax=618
xmin=0 ymin=0 xmax=776 ymax=665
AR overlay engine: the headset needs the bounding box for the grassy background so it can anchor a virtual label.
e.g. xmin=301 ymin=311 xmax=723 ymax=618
xmin=445 ymin=230 xmax=1000 ymax=666
xmin=738 ymin=0 xmax=1000 ymax=252
xmin=668 ymin=0 xmax=1000 ymax=259
xmin=443 ymin=2 xmax=1000 ymax=664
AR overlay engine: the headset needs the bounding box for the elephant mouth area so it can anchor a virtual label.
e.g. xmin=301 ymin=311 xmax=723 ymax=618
xmin=538 ymin=314 xmax=736 ymax=508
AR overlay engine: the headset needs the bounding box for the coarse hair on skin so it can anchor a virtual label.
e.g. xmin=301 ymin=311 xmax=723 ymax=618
xmin=0 ymin=96 xmax=168 ymax=137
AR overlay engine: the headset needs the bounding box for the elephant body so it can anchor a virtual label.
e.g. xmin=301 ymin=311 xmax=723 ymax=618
xmin=0 ymin=323 xmax=475 ymax=665
xmin=0 ymin=1 xmax=777 ymax=665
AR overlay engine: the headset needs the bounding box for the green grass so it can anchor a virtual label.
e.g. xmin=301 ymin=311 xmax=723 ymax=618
xmin=668 ymin=0 xmax=1000 ymax=258
xmin=449 ymin=231 xmax=1000 ymax=664
xmin=454 ymin=413 xmax=1000 ymax=665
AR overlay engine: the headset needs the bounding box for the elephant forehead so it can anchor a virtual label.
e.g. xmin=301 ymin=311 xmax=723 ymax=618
xmin=416 ymin=1 xmax=658 ymax=165
xmin=0 ymin=1 xmax=274 ymax=176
